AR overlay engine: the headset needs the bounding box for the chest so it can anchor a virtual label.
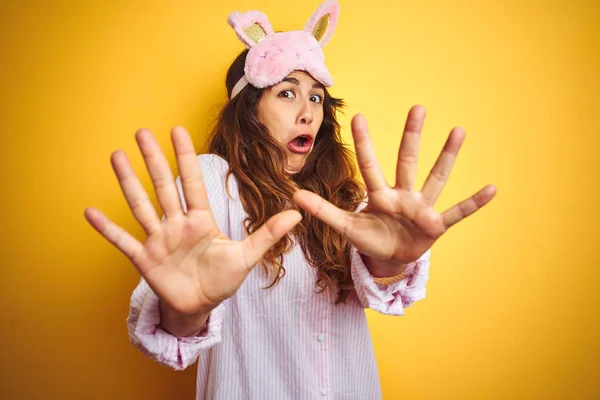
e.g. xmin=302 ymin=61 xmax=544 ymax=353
xmin=226 ymin=195 xmax=328 ymax=303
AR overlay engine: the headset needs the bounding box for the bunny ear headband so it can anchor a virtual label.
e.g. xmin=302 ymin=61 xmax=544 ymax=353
xmin=227 ymin=0 xmax=340 ymax=99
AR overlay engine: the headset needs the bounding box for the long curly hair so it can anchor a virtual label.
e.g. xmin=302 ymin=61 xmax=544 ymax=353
xmin=205 ymin=49 xmax=366 ymax=305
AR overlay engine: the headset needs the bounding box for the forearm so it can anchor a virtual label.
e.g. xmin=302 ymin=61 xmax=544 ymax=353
xmin=159 ymin=299 xmax=213 ymax=337
xmin=360 ymin=253 xmax=407 ymax=278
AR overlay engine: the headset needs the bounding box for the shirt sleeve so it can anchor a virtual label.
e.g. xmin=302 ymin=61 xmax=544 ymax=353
xmin=350 ymin=246 xmax=431 ymax=316
xmin=349 ymin=194 xmax=432 ymax=316
xmin=126 ymin=153 xmax=232 ymax=370
xmin=127 ymin=277 xmax=228 ymax=370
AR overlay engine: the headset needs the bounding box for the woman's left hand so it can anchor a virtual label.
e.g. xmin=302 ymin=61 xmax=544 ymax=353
xmin=293 ymin=105 xmax=497 ymax=270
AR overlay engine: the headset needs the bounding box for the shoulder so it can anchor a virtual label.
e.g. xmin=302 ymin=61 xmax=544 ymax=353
xmin=194 ymin=153 xmax=240 ymax=200
xmin=196 ymin=153 xmax=230 ymax=172
xmin=194 ymin=153 xmax=232 ymax=184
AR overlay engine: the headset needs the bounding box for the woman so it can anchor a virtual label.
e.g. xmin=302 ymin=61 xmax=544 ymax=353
xmin=84 ymin=1 xmax=496 ymax=398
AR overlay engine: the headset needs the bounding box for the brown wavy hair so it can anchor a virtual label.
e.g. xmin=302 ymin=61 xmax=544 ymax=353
xmin=205 ymin=49 xmax=366 ymax=305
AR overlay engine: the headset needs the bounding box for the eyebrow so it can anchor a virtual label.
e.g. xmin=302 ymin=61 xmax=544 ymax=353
xmin=281 ymin=77 xmax=325 ymax=91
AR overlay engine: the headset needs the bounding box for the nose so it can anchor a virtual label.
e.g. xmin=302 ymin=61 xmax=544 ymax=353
xmin=298 ymin=97 xmax=313 ymax=126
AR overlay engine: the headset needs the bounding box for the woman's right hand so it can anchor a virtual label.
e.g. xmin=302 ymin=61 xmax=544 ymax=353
xmin=84 ymin=126 xmax=302 ymax=316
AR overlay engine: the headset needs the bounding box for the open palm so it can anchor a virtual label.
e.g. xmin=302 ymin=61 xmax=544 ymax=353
xmin=84 ymin=127 xmax=301 ymax=315
xmin=293 ymin=105 xmax=496 ymax=266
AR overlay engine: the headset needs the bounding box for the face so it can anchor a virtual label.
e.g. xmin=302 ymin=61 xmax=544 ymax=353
xmin=257 ymin=70 xmax=325 ymax=175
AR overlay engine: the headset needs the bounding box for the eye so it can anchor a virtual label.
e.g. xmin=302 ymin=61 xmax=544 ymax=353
xmin=278 ymin=89 xmax=295 ymax=99
xmin=310 ymin=94 xmax=324 ymax=104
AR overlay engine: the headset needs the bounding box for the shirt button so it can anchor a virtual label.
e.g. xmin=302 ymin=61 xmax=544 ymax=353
xmin=317 ymin=333 xmax=325 ymax=342
xmin=321 ymin=388 xmax=328 ymax=396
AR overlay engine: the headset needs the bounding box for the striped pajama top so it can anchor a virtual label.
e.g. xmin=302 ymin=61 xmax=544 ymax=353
xmin=127 ymin=153 xmax=431 ymax=399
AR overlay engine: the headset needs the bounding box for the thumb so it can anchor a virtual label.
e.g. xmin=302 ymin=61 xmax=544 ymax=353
xmin=241 ymin=210 xmax=303 ymax=269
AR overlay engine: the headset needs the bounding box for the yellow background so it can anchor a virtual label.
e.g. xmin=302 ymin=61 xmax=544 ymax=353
xmin=1 ymin=0 xmax=598 ymax=398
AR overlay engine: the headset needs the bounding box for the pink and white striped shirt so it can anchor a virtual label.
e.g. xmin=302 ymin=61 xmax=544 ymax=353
xmin=127 ymin=154 xmax=431 ymax=399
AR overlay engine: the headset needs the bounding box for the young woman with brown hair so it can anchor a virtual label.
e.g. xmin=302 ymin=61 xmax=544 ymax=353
xmin=84 ymin=1 xmax=496 ymax=398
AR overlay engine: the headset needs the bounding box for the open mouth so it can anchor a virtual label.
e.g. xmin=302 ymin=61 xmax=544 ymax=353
xmin=287 ymin=135 xmax=313 ymax=154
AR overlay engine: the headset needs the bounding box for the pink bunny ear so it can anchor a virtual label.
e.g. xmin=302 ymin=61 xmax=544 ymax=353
xmin=227 ymin=10 xmax=275 ymax=49
xmin=303 ymin=0 xmax=340 ymax=48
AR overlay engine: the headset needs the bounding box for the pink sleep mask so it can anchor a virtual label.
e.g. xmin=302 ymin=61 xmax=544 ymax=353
xmin=227 ymin=0 xmax=340 ymax=99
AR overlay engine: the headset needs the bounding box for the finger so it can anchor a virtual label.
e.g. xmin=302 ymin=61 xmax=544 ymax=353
xmin=84 ymin=207 xmax=152 ymax=274
xmin=241 ymin=210 xmax=303 ymax=269
xmin=396 ymin=105 xmax=426 ymax=190
xmin=292 ymin=189 xmax=352 ymax=237
xmin=441 ymin=184 xmax=497 ymax=229
xmin=351 ymin=114 xmax=388 ymax=193
xmin=135 ymin=129 xmax=184 ymax=219
xmin=421 ymin=127 xmax=466 ymax=207
xmin=170 ymin=126 xmax=210 ymax=212
xmin=111 ymin=150 xmax=161 ymax=235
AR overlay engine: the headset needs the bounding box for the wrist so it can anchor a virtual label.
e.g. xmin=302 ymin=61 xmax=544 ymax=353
xmin=158 ymin=299 xmax=214 ymax=337
xmin=360 ymin=252 xmax=407 ymax=278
